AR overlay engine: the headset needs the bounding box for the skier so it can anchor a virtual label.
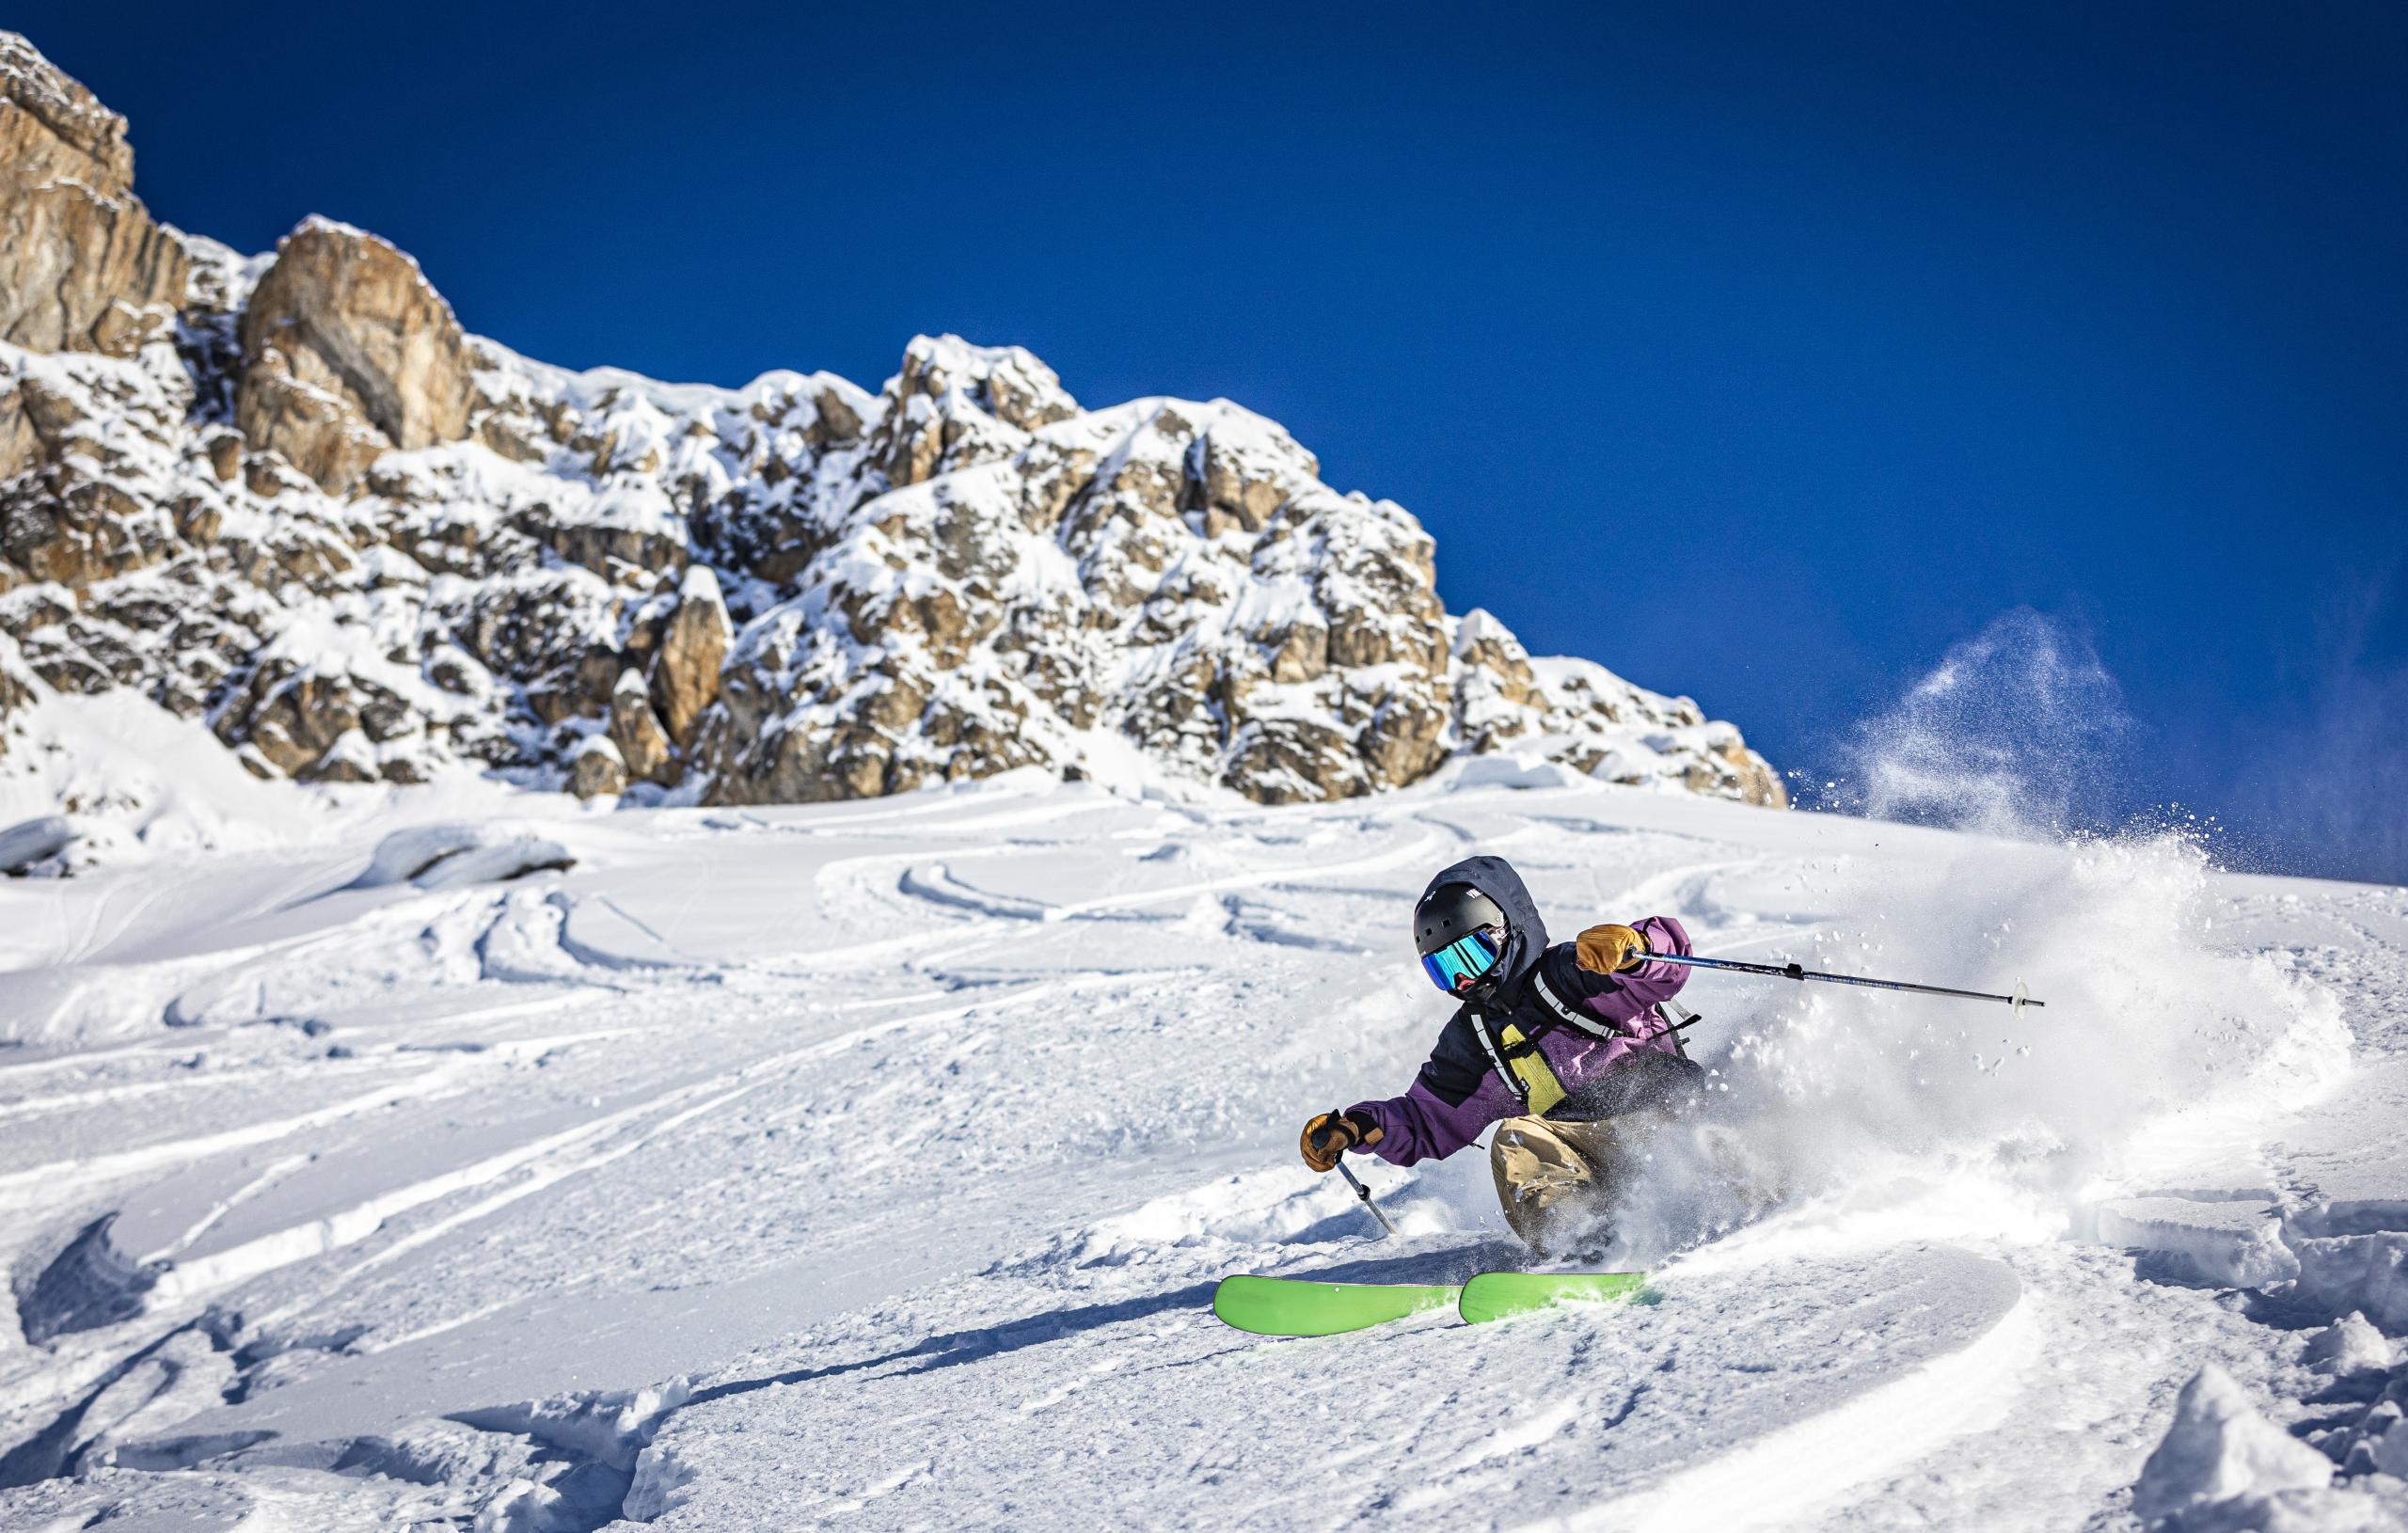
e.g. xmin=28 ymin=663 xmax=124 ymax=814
xmin=1299 ymin=856 xmax=1703 ymax=1255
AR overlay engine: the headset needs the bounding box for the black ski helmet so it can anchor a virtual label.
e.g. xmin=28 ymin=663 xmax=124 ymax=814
xmin=1415 ymin=883 xmax=1507 ymax=957
xmin=1414 ymin=857 xmax=1543 ymax=1004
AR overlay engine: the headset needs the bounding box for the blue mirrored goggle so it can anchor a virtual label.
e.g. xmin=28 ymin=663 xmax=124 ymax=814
xmin=1421 ymin=929 xmax=1502 ymax=992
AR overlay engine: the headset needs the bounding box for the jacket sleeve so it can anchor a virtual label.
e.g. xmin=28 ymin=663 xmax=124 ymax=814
xmin=1576 ymin=915 xmax=1692 ymax=1034
xmin=1347 ymin=1074 xmax=1518 ymax=1166
xmin=1343 ymin=1009 xmax=1518 ymax=1166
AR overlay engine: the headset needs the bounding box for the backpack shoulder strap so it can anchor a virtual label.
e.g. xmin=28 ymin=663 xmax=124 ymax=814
xmin=1658 ymin=1000 xmax=1703 ymax=1060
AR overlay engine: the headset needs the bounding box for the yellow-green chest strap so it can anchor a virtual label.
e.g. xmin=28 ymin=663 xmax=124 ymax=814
xmin=1468 ymin=1010 xmax=1568 ymax=1115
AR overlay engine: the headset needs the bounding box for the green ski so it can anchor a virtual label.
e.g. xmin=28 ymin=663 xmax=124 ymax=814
xmin=1213 ymin=1271 xmax=1649 ymax=1335
xmin=1457 ymin=1271 xmax=1645 ymax=1322
xmin=1212 ymin=1275 xmax=1459 ymax=1335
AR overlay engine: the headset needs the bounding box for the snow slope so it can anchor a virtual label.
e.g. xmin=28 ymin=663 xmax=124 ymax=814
xmin=0 ymin=769 xmax=2402 ymax=1529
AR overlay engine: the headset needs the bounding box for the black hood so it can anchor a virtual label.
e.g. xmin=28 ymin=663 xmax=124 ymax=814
xmin=1418 ymin=856 xmax=1547 ymax=989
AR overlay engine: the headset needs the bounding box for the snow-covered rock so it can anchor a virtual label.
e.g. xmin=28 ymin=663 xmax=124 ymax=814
xmin=566 ymin=734 xmax=626 ymax=800
xmin=0 ymin=811 xmax=71 ymax=873
xmin=351 ymin=821 xmax=575 ymax=890
xmin=0 ymin=30 xmax=1783 ymax=826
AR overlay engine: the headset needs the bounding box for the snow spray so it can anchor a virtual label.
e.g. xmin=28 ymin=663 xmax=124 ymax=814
xmin=1600 ymin=612 xmax=2350 ymax=1268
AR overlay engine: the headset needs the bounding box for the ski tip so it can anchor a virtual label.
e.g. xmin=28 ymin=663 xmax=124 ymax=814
xmin=1212 ymin=1274 xmax=1461 ymax=1336
xmin=1212 ymin=1274 xmax=1277 ymax=1335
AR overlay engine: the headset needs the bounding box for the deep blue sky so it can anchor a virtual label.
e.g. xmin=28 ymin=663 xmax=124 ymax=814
xmin=21 ymin=2 xmax=2407 ymax=881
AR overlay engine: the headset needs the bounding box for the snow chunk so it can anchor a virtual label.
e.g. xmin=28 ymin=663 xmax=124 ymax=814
xmin=454 ymin=1378 xmax=691 ymax=1474
xmin=352 ymin=822 xmax=576 ymax=890
xmin=2095 ymin=1197 xmax=2300 ymax=1288
xmin=2292 ymin=1232 xmax=2408 ymax=1335
xmin=2374 ymin=1415 xmax=2408 ymax=1478
xmin=624 ymin=1441 xmax=698 ymax=1520
xmin=19 ymin=1213 xmax=156 ymax=1345
xmin=2132 ymin=1366 xmax=2332 ymax=1526
xmin=2305 ymin=1313 xmax=2396 ymax=1377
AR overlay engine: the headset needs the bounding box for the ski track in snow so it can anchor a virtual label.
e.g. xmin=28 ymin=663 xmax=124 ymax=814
xmin=1575 ymin=1280 xmax=2045 ymax=1533
xmin=0 ymin=774 xmax=2401 ymax=1529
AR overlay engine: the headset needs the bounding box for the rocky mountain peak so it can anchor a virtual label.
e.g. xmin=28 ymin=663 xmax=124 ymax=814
xmin=0 ymin=32 xmax=134 ymax=194
xmin=0 ymin=31 xmax=1786 ymax=829
xmin=235 ymin=216 xmax=477 ymax=494
xmin=0 ymin=31 xmax=188 ymax=360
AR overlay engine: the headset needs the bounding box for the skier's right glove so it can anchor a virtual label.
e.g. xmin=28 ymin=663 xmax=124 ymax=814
xmin=1576 ymin=924 xmax=1649 ymax=974
xmin=1301 ymin=1110 xmax=1382 ymax=1173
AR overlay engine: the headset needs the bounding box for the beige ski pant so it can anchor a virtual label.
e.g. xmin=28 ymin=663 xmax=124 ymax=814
xmin=1488 ymin=1113 xmax=1660 ymax=1256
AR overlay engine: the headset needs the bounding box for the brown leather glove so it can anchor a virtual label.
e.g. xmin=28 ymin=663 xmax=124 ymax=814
xmin=1300 ymin=1110 xmax=1382 ymax=1173
xmin=1576 ymin=923 xmax=1650 ymax=974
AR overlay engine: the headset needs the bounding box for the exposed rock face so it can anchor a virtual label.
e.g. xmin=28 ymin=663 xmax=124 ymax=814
xmin=609 ymin=669 xmax=673 ymax=783
xmin=652 ymin=566 xmax=729 ymax=748
xmin=0 ymin=33 xmax=130 ymax=188
xmin=235 ymin=218 xmax=476 ymax=494
xmin=0 ymin=34 xmax=188 ymax=358
xmin=0 ymin=31 xmax=1785 ymax=813
xmin=0 ymin=633 xmax=35 ymax=748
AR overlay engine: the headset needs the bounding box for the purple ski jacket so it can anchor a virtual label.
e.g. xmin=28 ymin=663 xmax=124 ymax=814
xmin=1346 ymin=861 xmax=1694 ymax=1166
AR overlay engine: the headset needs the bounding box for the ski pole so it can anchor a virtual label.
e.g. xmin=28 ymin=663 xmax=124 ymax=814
xmin=1336 ymin=1161 xmax=1395 ymax=1238
xmin=1635 ymin=951 xmax=2042 ymax=1010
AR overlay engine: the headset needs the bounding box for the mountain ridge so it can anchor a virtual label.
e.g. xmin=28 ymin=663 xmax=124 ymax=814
xmin=0 ymin=31 xmax=1784 ymax=843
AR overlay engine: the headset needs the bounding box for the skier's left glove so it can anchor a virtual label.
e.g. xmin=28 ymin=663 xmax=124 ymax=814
xmin=1576 ymin=924 xmax=1650 ymax=974
xmin=1301 ymin=1110 xmax=1382 ymax=1173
